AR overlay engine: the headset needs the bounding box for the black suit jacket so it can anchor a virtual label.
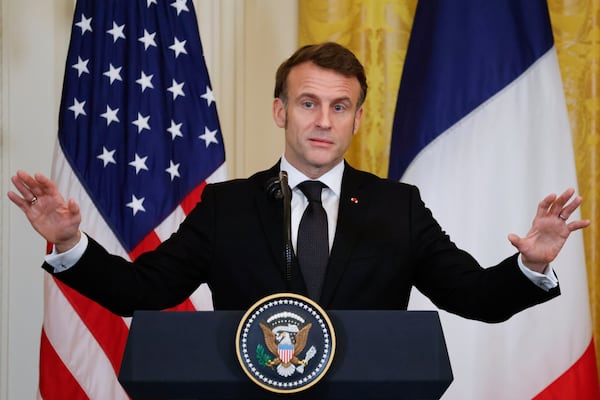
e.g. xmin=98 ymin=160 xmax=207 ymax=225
xmin=45 ymin=162 xmax=559 ymax=320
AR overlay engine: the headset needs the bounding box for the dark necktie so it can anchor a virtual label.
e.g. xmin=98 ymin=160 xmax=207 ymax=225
xmin=297 ymin=181 xmax=329 ymax=301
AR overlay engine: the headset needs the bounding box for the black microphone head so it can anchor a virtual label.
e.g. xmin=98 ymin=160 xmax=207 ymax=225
xmin=265 ymin=177 xmax=283 ymax=200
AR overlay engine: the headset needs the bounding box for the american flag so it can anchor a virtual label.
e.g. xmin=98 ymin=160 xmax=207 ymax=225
xmin=40 ymin=0 xmax=225 ymax=398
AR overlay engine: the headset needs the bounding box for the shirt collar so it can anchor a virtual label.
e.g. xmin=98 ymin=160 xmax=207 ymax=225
xmin=280 ymin=155 xmax=344 ymax=197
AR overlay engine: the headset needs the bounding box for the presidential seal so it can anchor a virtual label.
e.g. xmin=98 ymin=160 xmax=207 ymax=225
xmin=235 ymin=293 xmax=336 ymax=394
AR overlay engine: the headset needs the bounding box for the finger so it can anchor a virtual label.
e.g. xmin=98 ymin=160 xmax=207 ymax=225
xmin=34 ymin=173 xmax=59 ymax=197
xmin=557 ymin=195 xmax=583 ymax=221
xmin=549 ymin=188 xmax=576 ymax=217
xmin=7 ymin=190 xmax=29 ymax=210
xmin=507 ymin=233 xmax=522 ymax=249
xmin=535 ymin=193 xmax=557 ymax=219
xmin=23 ymin=171 xmax=51 ymax=198
xmin=567 ymin=219 xmax=591 ymax=232
xmin=10 ymin=174 xmax=36 ymax=202
xmin=14 ymin=170 xmax=43 ymax=198
xmin=67 ymin=198 xmax=80 ymax=216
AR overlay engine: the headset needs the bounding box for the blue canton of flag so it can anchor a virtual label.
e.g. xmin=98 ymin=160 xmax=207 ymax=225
xmin=58 ymin=0 xmax=225 ymax=252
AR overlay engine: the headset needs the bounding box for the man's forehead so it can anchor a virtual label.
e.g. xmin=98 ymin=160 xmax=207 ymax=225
xmin=287 ymin=62 xmax=360 ymax=99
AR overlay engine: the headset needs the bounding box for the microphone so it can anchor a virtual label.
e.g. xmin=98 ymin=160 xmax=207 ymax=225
xmin=278 ymin=171 xmax=294 ymax=283
xmin=265 ymin=176 xmax=283 ymax=200
xmin=265 ymin=172 xmax=294 ymax=283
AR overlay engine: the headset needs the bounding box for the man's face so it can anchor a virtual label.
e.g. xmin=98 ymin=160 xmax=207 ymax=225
xmin=273 ymin=62 xmax=363 ymax=179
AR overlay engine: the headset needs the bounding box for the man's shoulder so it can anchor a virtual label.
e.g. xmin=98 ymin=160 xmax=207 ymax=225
xmin=343 ymin=163 xmax=418 ymax=193
xmin=204 ymin=165 xmax=278 ymax=194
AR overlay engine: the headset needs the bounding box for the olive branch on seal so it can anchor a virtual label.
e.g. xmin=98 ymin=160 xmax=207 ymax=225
xmin=256 ymin=344 xmax=273 ymax=366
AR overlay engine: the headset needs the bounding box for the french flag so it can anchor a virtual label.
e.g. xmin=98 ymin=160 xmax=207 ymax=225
xmin=389 ymin=1 xmax=599 ymax=398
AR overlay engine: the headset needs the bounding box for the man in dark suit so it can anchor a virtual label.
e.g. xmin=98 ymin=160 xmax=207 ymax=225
xmin=7 ymin=43 xmax=590 ymax=321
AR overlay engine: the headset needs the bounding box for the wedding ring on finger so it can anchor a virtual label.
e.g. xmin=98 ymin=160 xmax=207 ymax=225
xmin=559 ymin=214 xmax=567 ymax=221
xmin=30 ymin=196 xmax=38 ymax=206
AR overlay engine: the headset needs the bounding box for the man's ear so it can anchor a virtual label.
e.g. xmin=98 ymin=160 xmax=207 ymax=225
xmin=353 ymin=106 xmax=364 ymax=135
xmin=273 ymin=98 xmax=286 ymax=128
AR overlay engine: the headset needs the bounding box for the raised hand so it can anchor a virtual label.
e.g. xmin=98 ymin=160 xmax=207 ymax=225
xmin=7 ymin=170 xmax=81 ymax=253
xmin=508 ymin=188 xmax=590 ymax=273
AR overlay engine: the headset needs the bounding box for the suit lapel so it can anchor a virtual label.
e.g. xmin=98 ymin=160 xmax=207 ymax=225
xmin=320 ymin=164 xmax=368 ymax=306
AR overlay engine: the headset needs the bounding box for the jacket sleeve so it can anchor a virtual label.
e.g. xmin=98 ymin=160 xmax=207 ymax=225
xmin=408 ymin=186 xmax=560 ymax=323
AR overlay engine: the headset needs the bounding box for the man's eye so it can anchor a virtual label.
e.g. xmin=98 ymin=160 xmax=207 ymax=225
xmin=303 ymin=101 xmax=315 ymax=108
xmin=333 ymin=104 xmax=345 ymax=112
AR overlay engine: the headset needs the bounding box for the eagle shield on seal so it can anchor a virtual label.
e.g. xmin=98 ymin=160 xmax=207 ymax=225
xmin=259 ymin=320 xmax=314 ymax=377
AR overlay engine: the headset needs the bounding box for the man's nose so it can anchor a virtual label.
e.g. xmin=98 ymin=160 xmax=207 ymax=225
xmin=316 ymin=107 xmax=332 ymax=129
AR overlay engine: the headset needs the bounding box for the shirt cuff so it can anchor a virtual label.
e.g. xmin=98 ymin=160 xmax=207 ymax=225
xmin=44 ymin=233 xmax=88 ymax=273
xmin=517 ymin=254 xmax=558 ymax=291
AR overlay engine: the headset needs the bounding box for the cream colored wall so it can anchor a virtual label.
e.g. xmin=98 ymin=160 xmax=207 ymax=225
xmin=196 ymin=0 xmax=296 ymax=178
xmin=0 ymin=1 xmax=297 ymax=398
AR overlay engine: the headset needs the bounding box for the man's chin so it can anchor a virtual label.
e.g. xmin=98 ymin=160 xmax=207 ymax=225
xmin=304 ymin=157 xmax=342 ymax=175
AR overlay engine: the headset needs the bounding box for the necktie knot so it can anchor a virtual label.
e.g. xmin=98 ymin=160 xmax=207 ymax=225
xmin=298 ymin=181 xmax=326 ymax=203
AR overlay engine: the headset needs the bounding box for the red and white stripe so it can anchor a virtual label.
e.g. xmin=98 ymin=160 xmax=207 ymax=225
xmin=38 ymin=145 xmax=224 ymax=399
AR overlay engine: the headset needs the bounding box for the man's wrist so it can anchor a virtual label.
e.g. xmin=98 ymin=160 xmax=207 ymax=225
xmin=517 ymin=254 xmax=558 ymax=291
xmin=46 ymin=233 xmax=88 ymax=273
xmin=54 ymin=231 xmax=82 ymax=254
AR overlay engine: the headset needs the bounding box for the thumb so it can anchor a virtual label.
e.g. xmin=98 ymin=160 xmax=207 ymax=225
xmin=507 ymin=233 xmax=521 ymax=249
xmin=68 ymin=198 xmax=81 ymax=215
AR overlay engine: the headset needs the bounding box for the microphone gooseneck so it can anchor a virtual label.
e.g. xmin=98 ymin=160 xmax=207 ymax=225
xmin=278 ymin=171 xmax=294 ymax=283
xmin=265 ymin=172 xmax=294 ymax=283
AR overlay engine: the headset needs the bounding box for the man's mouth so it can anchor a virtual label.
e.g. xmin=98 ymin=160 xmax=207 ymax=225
xmin=308 ymin=137 xmax=333 ymax=146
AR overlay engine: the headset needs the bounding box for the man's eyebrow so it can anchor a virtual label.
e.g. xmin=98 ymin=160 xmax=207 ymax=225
xmin=333 ymin=96 xmax=353 ymax=104
xmin=297 ymin=93 xmax=354 ymax=105
xmin=297 ymin=92 xmax=319 ymax=100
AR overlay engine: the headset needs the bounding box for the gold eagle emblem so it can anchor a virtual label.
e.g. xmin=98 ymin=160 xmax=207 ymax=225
xmin=259 ymin=321 xmax=314 ymax=377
